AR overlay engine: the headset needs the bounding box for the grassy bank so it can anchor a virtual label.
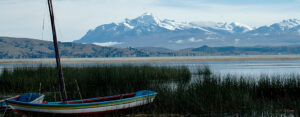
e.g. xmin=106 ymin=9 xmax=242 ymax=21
xmin=1 ymin=65 xmax=300 ymax=116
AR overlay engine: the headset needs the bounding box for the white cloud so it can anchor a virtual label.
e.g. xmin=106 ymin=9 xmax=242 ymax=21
xmin=188 ymin=37 xmax=203 ymax=42
xmin=206 ymin=37 xmax=216 ymax=40
xmin=234 ymin=38 xmax=240 ymax=44
xmin=93 ymin=42 xmax=122 ymax=47
xmin=0 ymin=0 xmax=300 ymax=42
xmin=175 ymin=40 xmax=183 ymax=44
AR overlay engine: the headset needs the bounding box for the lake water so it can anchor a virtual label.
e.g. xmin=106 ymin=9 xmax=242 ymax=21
xmin=1 ymin=59 xmax=300 ymax=116
xmin=1 ymin=59 xmax=300 ymax=77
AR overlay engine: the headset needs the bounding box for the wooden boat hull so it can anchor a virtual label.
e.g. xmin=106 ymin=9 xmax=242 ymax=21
xmin=7 ymin=90 xmax=157 ymax=114
xmin=0 ymin=95 xmax=19 ymax=111
xmin=1 ymin=94 xmax=44 ymax=111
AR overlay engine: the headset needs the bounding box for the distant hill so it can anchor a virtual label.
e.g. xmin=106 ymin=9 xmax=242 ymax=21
xmin=0 ymin=37 xmax=149 ymax=58
xmin=178 ymin=45 xmax=300 ymax=56
xmin=135 ymin=47 xmax=176 ymax=56
xmin=74 ymin=13 xmax=300 ymax=49
xmin=1 ymin=37 xmax=300 ymax=59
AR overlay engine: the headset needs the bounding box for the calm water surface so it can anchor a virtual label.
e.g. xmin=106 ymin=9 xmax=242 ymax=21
xmin=1 ymin=59 xmax=300 ymax=116
xmin=1 ymin=59 xmax=300 ymax=77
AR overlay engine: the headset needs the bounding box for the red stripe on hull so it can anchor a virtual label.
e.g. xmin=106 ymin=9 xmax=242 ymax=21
xmin=55 ymin=93 xmax=136 ymax=104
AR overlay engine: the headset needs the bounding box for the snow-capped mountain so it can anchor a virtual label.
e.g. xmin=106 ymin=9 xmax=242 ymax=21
xmin=275 ymin=19 xmax=300 ymax=30
xmin=249 ymin=19 xmax=300 ymax=34
xmin=191 ymin=21 xmax=254 ymax=33
xmin=74 ymin=13 xmax=300 ymax=49
xmin=91 ymin=13 xmax=208 ymax=33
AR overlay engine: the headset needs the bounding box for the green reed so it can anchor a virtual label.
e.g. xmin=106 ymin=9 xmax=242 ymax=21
xmin=0 ymin=65 xmax=190 ymax=101
xmin=142 ymin=70 xmax=300 ymax=115
xmin=1 ymin=65 xmax=300 ymax=116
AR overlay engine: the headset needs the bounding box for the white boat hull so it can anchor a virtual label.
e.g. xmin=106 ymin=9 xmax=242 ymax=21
xmin=11 ymin=98 xmax=154 ymax=114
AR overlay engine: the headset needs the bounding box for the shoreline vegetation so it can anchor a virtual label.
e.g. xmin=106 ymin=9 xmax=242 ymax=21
xmin=1 ymin=55 xmax=300 ymax=64
xmin=1 ymin=65 xmax=300 ymax=116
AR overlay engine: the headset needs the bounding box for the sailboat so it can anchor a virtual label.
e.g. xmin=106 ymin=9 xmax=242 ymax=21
xmin=5 ymin=0 xmax=157 ymax=115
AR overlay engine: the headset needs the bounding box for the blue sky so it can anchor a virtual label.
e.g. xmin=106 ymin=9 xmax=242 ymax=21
xmin=0 ymin=0 xmax=299 ymax=42
xmin=156 ymin=0 xmax=300 ymax=6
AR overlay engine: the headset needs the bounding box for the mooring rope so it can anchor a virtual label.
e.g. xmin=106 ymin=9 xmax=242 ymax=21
xmin=2 ymin=105 xmax=8 ymax=117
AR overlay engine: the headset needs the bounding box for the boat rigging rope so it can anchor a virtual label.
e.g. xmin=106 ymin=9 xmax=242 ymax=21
xmin=75 ymin=80 xmax=83 ymax=103
xmin=41 ymin=0 xmax=47 ymax=41
xmin=2 ymin=105 xmax=8 ymax=117
xmin=42 ymin=15 xmax=45 ymax=41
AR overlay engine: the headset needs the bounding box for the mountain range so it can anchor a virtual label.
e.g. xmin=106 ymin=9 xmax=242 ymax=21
xmin=2 ymin=36 xmax=300 ymax=59
xmin=74 ymin=13 xmax=300 ymax=49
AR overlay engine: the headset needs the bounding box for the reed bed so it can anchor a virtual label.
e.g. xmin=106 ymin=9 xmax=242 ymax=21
xmin=143 ymin=70 xmax=300 ymax=116
xmin=0 ymin=65 xmax=190 ymax=100
xmin=1 ymin=65 xmax=300 ymax=116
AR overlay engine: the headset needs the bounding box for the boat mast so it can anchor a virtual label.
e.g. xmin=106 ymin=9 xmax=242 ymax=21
xmin=47 ymin=0 xmax=68 ymax=103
